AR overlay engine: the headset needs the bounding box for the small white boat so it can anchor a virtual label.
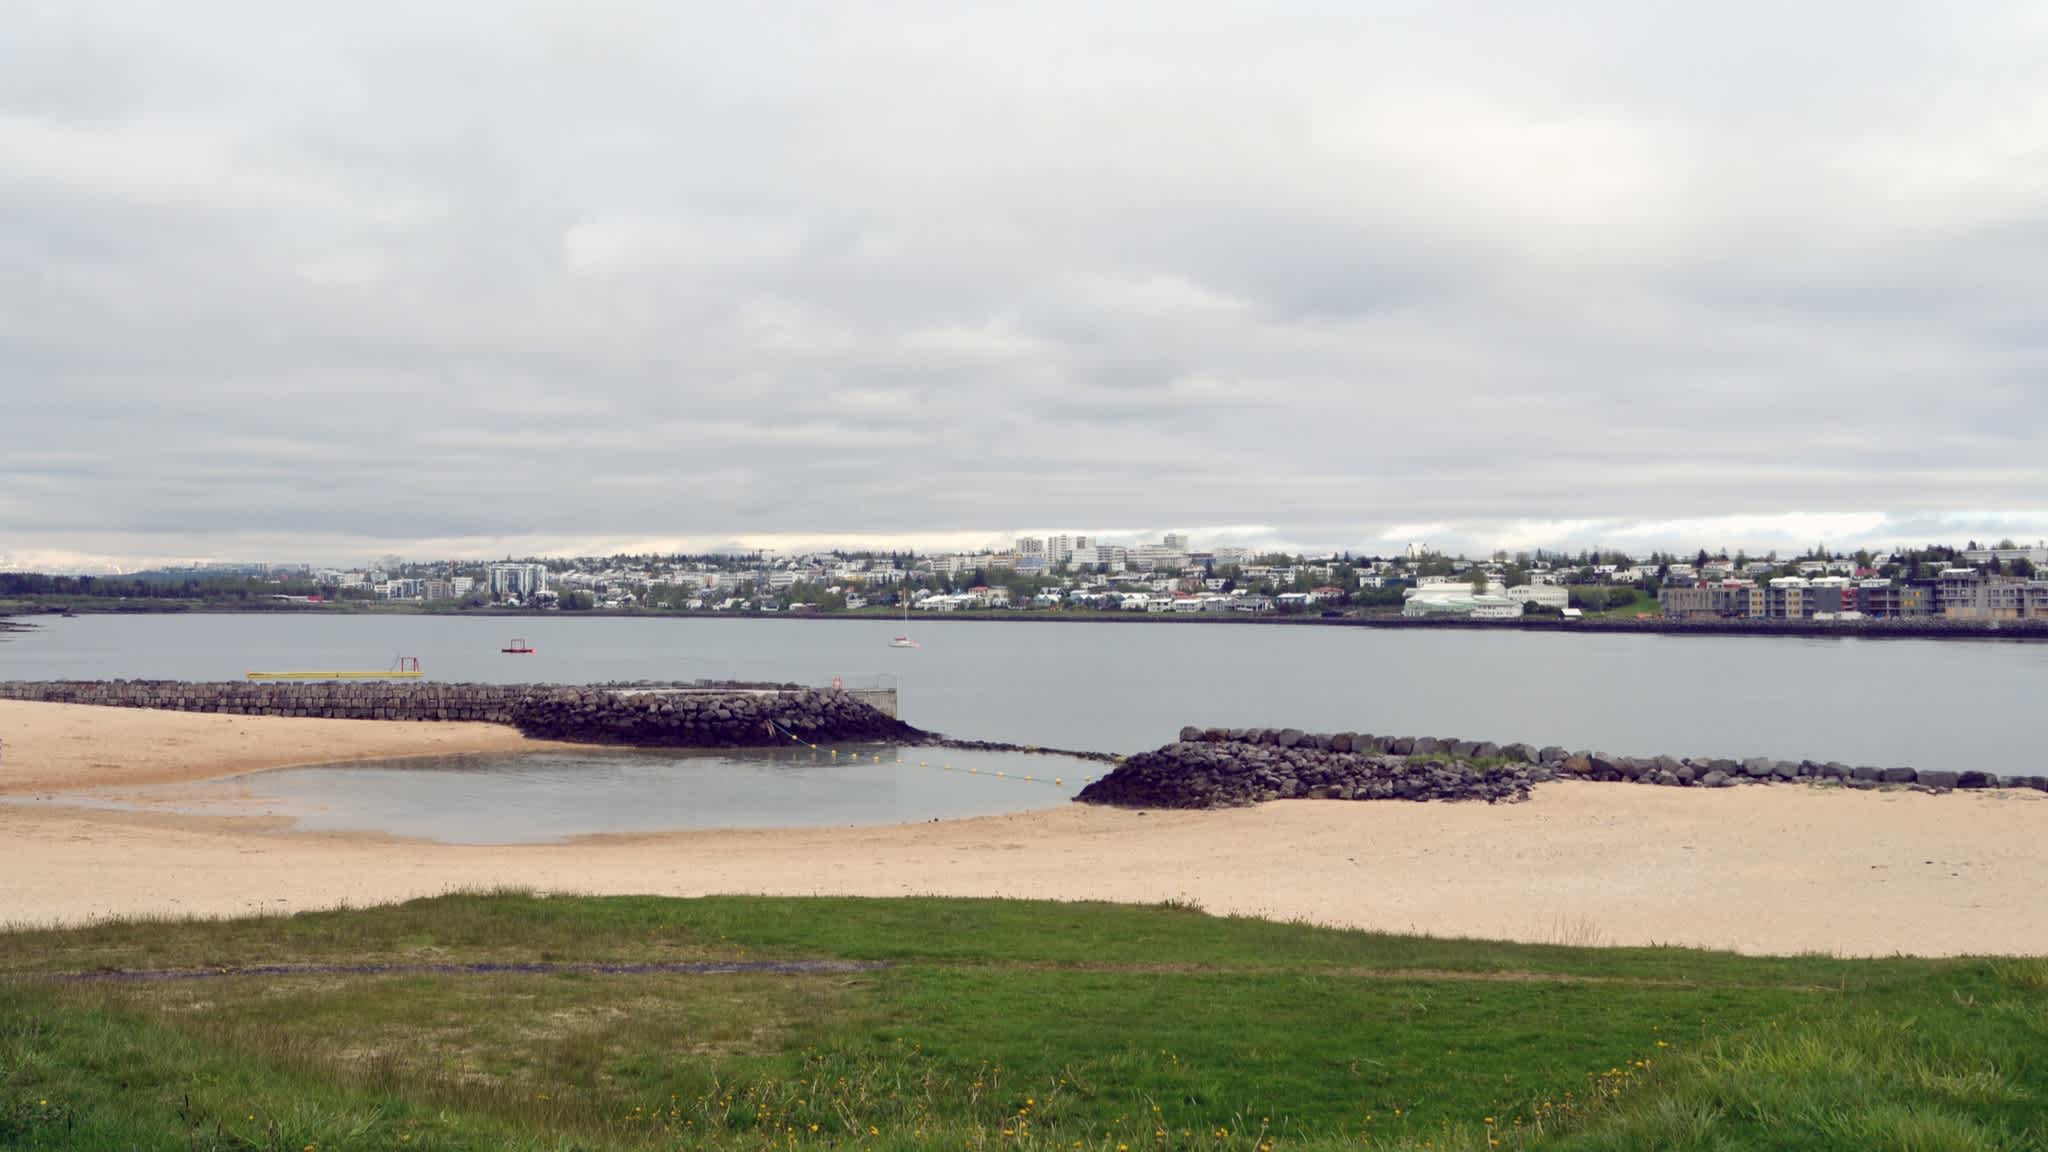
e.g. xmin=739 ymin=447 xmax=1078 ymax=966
xmin=889 ymin=596 xmax=919 ymax=648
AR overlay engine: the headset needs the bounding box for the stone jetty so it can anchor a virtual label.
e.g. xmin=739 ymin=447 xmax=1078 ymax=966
xmin=0 ymin=680 xmax=922 ymax=749
xmin=1075 ymin=725 xmax=2048 ymax=809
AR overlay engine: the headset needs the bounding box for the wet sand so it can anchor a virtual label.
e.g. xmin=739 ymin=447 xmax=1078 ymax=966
xmin=4 ymin=700 xmax=2044 ymax=956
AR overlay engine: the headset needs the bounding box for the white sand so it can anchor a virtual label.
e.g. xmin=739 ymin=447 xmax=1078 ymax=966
xmin=4 ymin=700 xmax=2044 ymax=956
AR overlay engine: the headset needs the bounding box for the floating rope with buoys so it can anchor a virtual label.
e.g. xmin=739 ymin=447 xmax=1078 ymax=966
xmin=763 ymin=720 xmax=1103 ymax=789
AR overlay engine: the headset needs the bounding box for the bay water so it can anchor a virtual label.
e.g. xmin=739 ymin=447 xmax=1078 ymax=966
xmin=3 ymin=613 xmax=2041 ymax=772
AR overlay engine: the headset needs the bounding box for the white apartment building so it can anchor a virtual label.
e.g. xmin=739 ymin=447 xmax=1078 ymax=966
xmin=488 ymin=563 xmax=548 ymax=599
xmin=1132 ymin=545 xmax=1189 ymax=572
xmin=1961 ymin=544 xmax=2048 ymax=567
xmin=1047 ymin=535 xmax=1088 ymax=565
xmin=1506 ymin=584 xmax=1569 ymax=609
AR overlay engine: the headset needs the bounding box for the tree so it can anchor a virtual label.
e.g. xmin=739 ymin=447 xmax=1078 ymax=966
xmin=1469 ymin=568 xmax=1490 ymax=596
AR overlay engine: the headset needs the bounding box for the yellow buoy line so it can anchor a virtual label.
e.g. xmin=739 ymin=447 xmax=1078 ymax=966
xmin=764 ymin=722 xmax=1100 ymax=790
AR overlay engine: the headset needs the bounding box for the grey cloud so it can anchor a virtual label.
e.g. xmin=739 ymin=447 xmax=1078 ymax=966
xmin=4 ymin=2 xmax=2048 ymax=568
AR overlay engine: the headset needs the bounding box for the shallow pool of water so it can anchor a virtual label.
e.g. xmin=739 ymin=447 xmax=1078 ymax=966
xmin=55 ymin=745 xmax=1099 ymax=844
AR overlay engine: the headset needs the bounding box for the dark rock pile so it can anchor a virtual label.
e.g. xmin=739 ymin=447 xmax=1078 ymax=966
xmin=1074 ymin=725 xmax=2048 ymax=809
xmin=1076 ymin=727 xmax=1548 ymax=808
xmin=0 ymin=680 xmax=922 ymax=750
xmin=505 ymin=687 xmax=922 ymax=748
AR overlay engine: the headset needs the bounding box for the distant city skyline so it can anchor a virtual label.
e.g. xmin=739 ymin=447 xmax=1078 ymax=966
xmin=7 ymin=517 xmax=2047 ymax=576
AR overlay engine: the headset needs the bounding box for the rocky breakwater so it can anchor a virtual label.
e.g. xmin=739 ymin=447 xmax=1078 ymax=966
xmin=1075 ymin=725 xmax=2048 ymax=810
xmin=0 ymin=680 xmax=924 ymax=750
xmin=1077 ymin=727 xmax=1547 ymax=809
xmin=504 ymin=687 xmax=923 ymax=749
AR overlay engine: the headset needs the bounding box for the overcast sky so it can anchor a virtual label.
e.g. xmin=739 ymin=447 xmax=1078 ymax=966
xmin=4 ymin=3 xmax=2047 ymax=570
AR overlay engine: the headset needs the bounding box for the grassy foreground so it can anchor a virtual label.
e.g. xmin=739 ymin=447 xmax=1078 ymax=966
xmin=0 ymin=894 xmax=2042 ymax=1151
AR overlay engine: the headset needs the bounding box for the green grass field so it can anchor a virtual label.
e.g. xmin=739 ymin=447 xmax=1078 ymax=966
xmin=1 ymin=894 xmax=2042 ymax=1151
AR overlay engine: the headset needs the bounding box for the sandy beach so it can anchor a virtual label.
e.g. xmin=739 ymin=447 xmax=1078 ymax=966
xmin=3 ymin=700 xmax=2044 ymax=956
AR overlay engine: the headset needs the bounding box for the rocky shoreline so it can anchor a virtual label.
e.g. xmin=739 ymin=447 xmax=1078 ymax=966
xmin=0 ymin=680 xmax=922 ymax=749
xmin=1075 ymin=726 xmax=2048 ymax=809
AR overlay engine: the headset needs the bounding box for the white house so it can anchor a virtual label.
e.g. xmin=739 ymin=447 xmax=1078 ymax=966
xmin=1506 ymin=585 xmax=1569 ymax=609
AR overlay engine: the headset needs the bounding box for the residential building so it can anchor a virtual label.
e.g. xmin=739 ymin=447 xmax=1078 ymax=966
xmin=1961 ymin=545 xmax=2048 ymax=567
xmin=488 ymin=563 xmax=548 ymax=599
xmin=1508 ymin=585 xmax=1570 ymax=610
xmin=1133 ymin=545 xmax=1189 ymax=572
xmin=1402 ymin=584 xmax=1518 ymax=619
xmin=1939 ymin=569 xmax=2048 ymax=620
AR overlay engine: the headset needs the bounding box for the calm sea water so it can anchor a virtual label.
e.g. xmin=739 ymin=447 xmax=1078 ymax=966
xmin=44 ymin=745 xmax=1094 ymax=844
xmin=3 ymin=614 xmax=2043 ymax=770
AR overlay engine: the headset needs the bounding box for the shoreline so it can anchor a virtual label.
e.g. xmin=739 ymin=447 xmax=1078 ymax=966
xmin=9 ymin=602 xmax=2048 ymax=643
xmin=0 ymin=700 xmax=563 ymax=794
xmin=4 ymin=701 xmax=2047 ymax=955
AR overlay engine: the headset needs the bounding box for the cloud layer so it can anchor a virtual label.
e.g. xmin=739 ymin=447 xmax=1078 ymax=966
xmin=4 ymin=3 xmax=2047 ymax=568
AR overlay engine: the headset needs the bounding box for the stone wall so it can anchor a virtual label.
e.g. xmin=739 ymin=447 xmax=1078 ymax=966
xmin=506 ymin=687 xmax=920 ymax=747
xmin=1075 ymin=725 xmax=2048 ymax=809
xmin=0 ymin=680 xmax=923 ymax=748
